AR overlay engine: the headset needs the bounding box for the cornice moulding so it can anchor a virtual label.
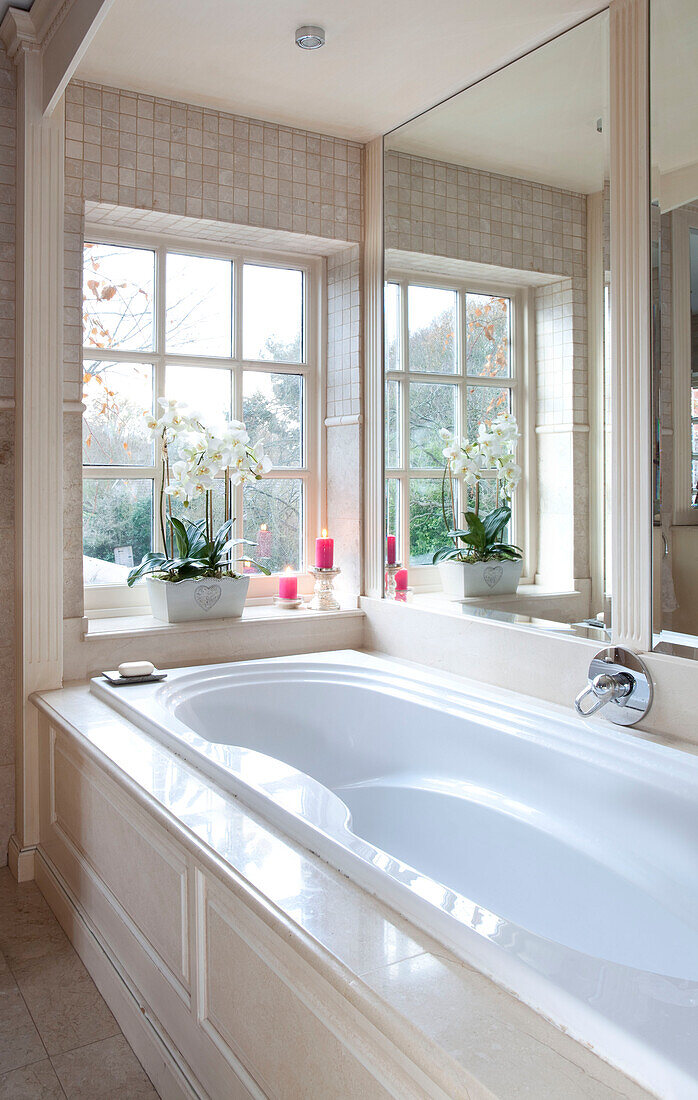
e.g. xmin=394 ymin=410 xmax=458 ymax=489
xmin=0 ymin=0 xmax=75 ymax=59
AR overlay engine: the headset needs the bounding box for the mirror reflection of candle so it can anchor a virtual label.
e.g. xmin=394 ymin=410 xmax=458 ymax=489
xmin=278 ymin=566 xmax=298 ymax=600
xmin=258 ymin=523 xmax=272 ymax=558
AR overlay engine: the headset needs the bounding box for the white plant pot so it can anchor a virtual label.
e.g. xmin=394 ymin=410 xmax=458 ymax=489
xmin=146 ymin=575 xmax=250 ymax=623
xmin=438 ymin=559 xmax=523 ymax=600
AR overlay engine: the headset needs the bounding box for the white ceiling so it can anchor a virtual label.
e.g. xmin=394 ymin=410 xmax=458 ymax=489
xmin=387 ymin=12 xmax=609 ymax=194
xmin=75 ymin=0 xmax=606 ymax=142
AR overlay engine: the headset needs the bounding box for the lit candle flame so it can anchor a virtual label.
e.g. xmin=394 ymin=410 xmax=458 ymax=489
xmin=284 ymin=565 xmax=293 ymax=575
xmin=322 ymin=528 xmax=328 ymax=538
xmin=260 ymin=523 xmax=267 ymax=531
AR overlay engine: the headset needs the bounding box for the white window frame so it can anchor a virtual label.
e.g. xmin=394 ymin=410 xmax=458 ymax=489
xmin=384 ymin=268 xmax=535 ymax=590
xmin=82 ymin=225 xmax=325 ymax=614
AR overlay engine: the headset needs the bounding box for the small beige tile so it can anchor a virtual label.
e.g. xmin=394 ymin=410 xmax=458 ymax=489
xmin=51 ymin=1036 xmax=158 ymax=1099
xmin=0 ymin=1058 xmax=65 ymax=1099
xmin=0 ymin=958 xmax=46 ymax=1074
xmin=12 ymin=947 xmax=119 ymax=1056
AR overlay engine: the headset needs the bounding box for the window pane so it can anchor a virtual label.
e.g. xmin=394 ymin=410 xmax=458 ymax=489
xmin=385 ymin=380 xmax=400 ymax=469
xmin=692 ymin=421 xmax=698 ymax=453
xmin=384 ymin=282 xmax=400 ymax=370
xmin=409 ymin=382 xmax=456 ymax=468
xmin=243 ymin=264 xmax=303 ymax=362
xmin=466 ymin=293 xmax=511 ymax=378
xmin=386 ymin=478 xmax=400 ymax=560
xmin=409 ymin=478 xmax=451 ymax=566
xmin=83 ymin=242 xmax=155 ymax=352
xmin=407 ymin=285 xmax=457 ymax=373
xmin=83 ymin=478 xmax=152 ymax=584
xmin=168 ymin=481 xmax=226 ymax=535
xmin=83 ymin=362 xmax=153 ymax=466
xmin=243 ymin=372 xmax=302 ymax=468
xmin=243 ymin=478 xmax=303 ymax=572
xmin=165 ymin=253 xmax=232 ymax=357
xmin=465 ymin=476 xmax=498 ymax=516
xmin=466 ymin=385 xmax=511 ymax=441
xmin=166 ymin=364 xmax=232 ymax=425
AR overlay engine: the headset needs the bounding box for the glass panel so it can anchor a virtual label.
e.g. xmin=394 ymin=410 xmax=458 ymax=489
xmin=243 ymin=478 xmax=303 ymax=572
xmin=385 ymin=379 xmax=401 ymax=468
xmin=692 ymin=387 xmax=698 ymax=417
xmin=465 ymin=476 xmax=498 ymax=516
xmin=165 ymin=253 xmax=232 ymax=357
xmin=166 ymin=363 xmax=232 ymax=424
xmin=407 ymin=285 xmax=457 ymax=373
xmin=83 ymin=242 xmax=155 ymax=352
xmin=466 ymin=293 xmax=511 ymax=378
xmin=693 ymin=460 xmax=698 ymax=505
xmin=409 ymin=478 xmax=452 ymax=565
xmin=83 ymin=478 xmax=152 ymax=584
xmin=168 ymin=480 xmax=226 ymax=535
xmin=384 ymin=282 xmax=400 ymax=370
xmin=466 ymin=385 xmax=511 ymax=441
xmin=386 ymin=478 xmax=400 ymax=560
xmin=692 ymin=420 xmax=698 ymax=453
xmin=243 ymin=372 xmax=303 ymax=468
xmin=82 ymin=361 xmax=153 ymax=466
xmin=409 ymin=381 xmax=456 ymax=468
xmin=243 ymin=264 xmax=303 ymax=362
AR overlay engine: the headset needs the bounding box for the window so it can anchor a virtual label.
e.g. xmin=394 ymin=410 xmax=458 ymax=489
xmin=384 ymin=275 xmax=525 ymax=578
xmin=82 ymin=234 xmax=320 ymax=607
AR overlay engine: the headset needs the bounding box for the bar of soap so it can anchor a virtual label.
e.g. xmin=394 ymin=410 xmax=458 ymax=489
xmin=118 ymin=661 xmax=155 ymax=678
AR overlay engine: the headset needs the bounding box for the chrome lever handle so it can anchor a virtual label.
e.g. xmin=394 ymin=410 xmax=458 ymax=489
xmin=574 ymin=671 xmax=633 ymax=718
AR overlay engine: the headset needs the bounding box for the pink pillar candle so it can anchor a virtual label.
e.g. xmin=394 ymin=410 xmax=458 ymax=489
xmin=278 ymin=568 xmax=298 ymax=599
xmin=386 ymin=534 xmax=397 ymax=565
xmin=394 ymin=568 xmax=408 ymax=590
xmin=315 ymin=529 xmax=334 ymax=569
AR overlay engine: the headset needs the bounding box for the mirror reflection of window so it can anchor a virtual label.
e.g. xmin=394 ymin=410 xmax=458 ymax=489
xmin=382 ymin=11 xmax=612 ymax=641
xmin=650 ymin=0 xmax=698 ymax=655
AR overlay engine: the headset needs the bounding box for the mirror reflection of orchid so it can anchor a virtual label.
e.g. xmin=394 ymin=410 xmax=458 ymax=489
xmin=433 ymin=411 xmax=523 ymax=565
xmin=127 ymin=399 xmax=272 ymax=586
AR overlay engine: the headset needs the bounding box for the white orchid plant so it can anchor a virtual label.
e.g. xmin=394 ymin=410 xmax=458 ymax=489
xmin=434 ymin=411 xmax=523 ymax=566
xmin=127 ymin=398 xmax=273 ymax=586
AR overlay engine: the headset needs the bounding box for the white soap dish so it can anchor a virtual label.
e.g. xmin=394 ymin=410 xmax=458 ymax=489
xmin=102 ymin=669 xmax=167 ymax=686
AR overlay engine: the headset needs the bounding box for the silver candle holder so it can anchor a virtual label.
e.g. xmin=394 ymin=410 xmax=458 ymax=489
xmin=385 ymin=561 xmax=403 ymax=600
xmin=308 ymin=566 xmax=341 ymax=611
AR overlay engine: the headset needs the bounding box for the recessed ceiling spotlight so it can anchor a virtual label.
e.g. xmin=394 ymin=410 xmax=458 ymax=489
xmin=295 ymin=25 xmax=325 ymax=49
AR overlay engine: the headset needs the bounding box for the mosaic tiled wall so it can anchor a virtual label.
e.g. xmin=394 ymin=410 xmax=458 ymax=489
xmin=0 ymin=44 xmax=15 ymax=865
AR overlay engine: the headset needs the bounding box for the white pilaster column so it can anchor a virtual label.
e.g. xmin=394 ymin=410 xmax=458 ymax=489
xmin=610 ymin=0 xmax=652 ymax=650
xmin=362 ymin=137 xmax=384 ymax=598
xmin=3 ymin=20 xmax=64 ymax=880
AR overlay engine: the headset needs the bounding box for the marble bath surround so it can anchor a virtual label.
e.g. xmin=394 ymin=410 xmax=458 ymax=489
xmin=31 ymin=660 xmax=659 ymax=1100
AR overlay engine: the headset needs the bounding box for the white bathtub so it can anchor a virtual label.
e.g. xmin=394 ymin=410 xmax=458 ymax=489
xmin=91 ymin=650 xmax=698 ymax=1098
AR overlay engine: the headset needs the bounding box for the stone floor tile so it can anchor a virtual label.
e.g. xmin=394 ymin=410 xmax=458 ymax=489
xmin=0 ymin=1058 xmax=66 ymax=1099
xmin=0 ymin=958 xmax=46 ymax=1075
xmin=11 ymin=947 xmax=120 ymax=1057
xmin=51 ymin=1035 xmax=158 ymax=1099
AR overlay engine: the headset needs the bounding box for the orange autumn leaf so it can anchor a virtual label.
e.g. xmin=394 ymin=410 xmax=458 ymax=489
xmin=101 ymin=285 xmax=117 ymax=301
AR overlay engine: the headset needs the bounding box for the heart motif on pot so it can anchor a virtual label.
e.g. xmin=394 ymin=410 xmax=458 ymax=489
xmin=194 ymin=583 xmax=222 ymax=612
xmin=483 ymin=565 xmax=504 ymax=589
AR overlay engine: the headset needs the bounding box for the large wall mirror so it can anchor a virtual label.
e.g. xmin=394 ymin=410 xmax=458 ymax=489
xmin=651 ymin=0 xmax=698 ymax=658
xmin=382 ymin=13 xmax=611 ymax=639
